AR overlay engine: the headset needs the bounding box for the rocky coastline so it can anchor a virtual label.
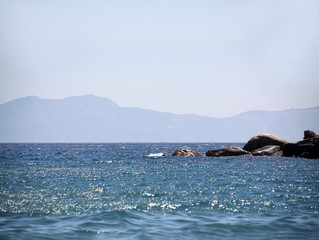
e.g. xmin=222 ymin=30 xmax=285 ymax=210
xmin=172 ymin=130 xmax=319 ymax=159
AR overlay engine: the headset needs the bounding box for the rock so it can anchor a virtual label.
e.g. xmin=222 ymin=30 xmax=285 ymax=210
xmin=243 ymin=134 xmax=288 ymax=152
xmin=281 ymin=137 xmax=319 ymax=159
xmin=172 ymin=149 xmax=202 ymax=157
xmin=206 ymin=146 xmax=252 ymax=157
xmin=303 ymin=130 xmax=319 ymax=139
xmin=251 ymin=145 xmax=282 ymax=156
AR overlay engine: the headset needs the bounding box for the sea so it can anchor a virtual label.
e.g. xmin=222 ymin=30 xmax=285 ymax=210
xmin=0 ymin=143 xmax=319 ymax=239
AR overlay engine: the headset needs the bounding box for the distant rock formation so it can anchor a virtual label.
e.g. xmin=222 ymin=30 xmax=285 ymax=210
xmin=172 ymin=149 xmax=202 ymax=157
xmin=206 ymin=146 xmax=252 ymax=157
xmin=205 ymin=130 xmax=319 ymax=159
xmin=281 ymin=137 xmax=319 ymax=159
xmin=251 ymin=145 xmax=282 ymax=156
xmin=303 ymin=130 xmax=319 ymax=139
xmin=243 ymin=134 xmax=288 ymax=152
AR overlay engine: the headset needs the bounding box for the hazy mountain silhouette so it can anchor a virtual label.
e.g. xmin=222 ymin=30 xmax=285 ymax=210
xmin=0 ymin=95 xmax=318 ymax=142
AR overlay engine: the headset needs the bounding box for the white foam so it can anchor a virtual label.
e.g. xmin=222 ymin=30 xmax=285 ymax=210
xmin=147 ymin=153 xmax=166 ymax=157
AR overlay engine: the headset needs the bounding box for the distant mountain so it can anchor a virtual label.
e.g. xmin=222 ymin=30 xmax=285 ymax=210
xmin=0 ymin=95 xmax=318 ymax=142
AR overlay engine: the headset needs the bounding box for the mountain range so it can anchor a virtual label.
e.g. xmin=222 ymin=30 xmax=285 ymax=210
xmin=0 ymin=95 xmax=318 ymax=142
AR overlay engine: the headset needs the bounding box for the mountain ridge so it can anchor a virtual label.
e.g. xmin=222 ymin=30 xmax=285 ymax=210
xmin=1 ymin=95 xmax=318 ymax=142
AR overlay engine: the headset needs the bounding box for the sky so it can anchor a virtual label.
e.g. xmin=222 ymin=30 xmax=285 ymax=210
xmin=1 ymin=0 xmax=319 ymax=118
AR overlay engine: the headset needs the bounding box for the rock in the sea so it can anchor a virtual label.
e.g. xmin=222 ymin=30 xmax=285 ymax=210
xmin=206 ymin=146 xmax=252 ymax=157
xmin=303 ymin=130 xmax=319 ymax=139
xmin=281 ymin=137 xmax=319 ymax=159
xmin=243 ymin=134 xmax=288 ymax=152
xmin=251 ymin=145 xmax=282 ymax=156
xmin=172 ymin=149 xmax=202 ymax=157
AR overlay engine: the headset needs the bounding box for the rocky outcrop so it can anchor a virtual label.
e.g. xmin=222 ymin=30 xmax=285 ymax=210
xmin=303 ymin=130 xmax=319 ymax=139
xmin=243 ymin=134 xmax=288 ymax=152
xmin=172 ymin=149 xmax=202 ymax=157
xmin=203 ymin=130 xmax=319 ymax=159
xmin=281 ymin=137 xmax=319 ymax=159
xmin=206 ymin=146 xmax=252 ymax=157
xmin=251 ymin=145 xmax=282 ymax=156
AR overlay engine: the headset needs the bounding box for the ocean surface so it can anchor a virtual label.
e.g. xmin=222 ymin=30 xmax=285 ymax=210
xmin=0 ymin=143 xmax=319 ymax=239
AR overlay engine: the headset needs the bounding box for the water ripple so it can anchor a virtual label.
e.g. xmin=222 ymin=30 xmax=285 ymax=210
xmin=1 ymin=143 xmax=319 ymax=239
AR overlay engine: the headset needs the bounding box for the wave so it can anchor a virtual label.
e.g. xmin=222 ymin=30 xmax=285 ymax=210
xmin=1 ymin=211 xmax=318 ymax=240
xmin=146 ymin=153 xmax=167 ymax=157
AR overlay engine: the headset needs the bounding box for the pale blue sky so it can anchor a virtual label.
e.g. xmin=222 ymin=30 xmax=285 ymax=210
xmin=1 ymin=0 xmax=319 ymax=117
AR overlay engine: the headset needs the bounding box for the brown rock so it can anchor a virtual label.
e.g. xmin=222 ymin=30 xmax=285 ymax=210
xmin=303 ymin=130 xmax=319 ymax=139
xmin=243 ymin=134 xmax=288 ymax=152
xmin=206 ymin=146 xmax=252 ymax=157
xmin=172 ymin=149 xmax=202 ymax=157
xmin=281 ymin=137 xmax=319 ymax=159
xmin=251 ymin=145 xmax=282 ymax=156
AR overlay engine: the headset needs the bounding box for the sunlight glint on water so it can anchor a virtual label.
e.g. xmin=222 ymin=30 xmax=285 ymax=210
xmin=1 ymin=143 xmax=319 ymax=239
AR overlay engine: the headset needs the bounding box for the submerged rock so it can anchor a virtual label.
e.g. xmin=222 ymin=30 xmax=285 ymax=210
xmin=243 ymin=134 xmax=288 ymax=152
xmin=251 ymin=145 xmax=282 ymax=156
xmin=172 ymin=149 xmax=202 ymax=157
xmin=206 ymin=146 xmax=252 ymax=157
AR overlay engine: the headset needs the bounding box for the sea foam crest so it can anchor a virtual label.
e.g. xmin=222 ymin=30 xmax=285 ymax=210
xmin=147 ymin=153 xmax=166 ymax=157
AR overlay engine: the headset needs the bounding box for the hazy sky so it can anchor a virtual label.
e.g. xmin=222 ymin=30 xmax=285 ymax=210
xmin=1 ymin=0 xmax=318 ymax=117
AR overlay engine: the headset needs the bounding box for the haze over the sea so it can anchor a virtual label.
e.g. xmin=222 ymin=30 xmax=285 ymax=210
xmin=1 ymin=95 xmax=318 ymax=142
xmin=1 ymin=0 xmax=319 ymax=118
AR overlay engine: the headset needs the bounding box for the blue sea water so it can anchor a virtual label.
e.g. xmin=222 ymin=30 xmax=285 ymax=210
xmin=0 ymin=143 xmax=319 ymax=239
